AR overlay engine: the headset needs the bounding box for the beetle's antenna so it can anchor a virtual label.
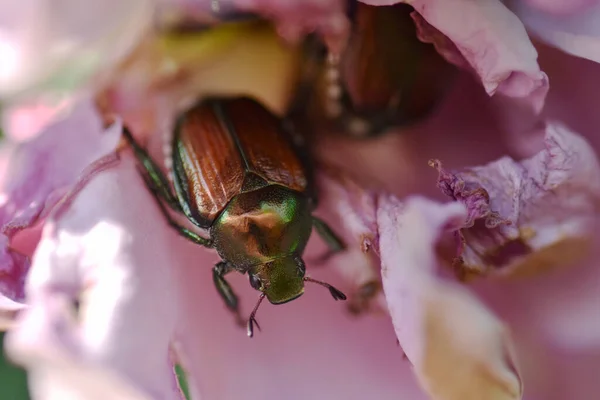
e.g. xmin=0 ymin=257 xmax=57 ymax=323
xmin=247 ymin=293 xmax=266 ymax=338
xmin=304 ymin=277 xmax=347 ymax=301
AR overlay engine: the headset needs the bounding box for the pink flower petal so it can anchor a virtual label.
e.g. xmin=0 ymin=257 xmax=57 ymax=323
xmin=0 ymin=98 xmax=122 ymax=236
xmin=0 ymin=0 xmax=153 ymax=102
xmin=314 ymin=166 xmax=385 ymax=314
xmin=231 ymin=0 xmax=349 ymax=50
xmin=5 ymin=154 xmax=185 ymax=400
xmin=0 ymin=98 xmax=121 ymax=323
xmin=511 ymin=0 xmax=600 ymax=64
xmin=378 ymin=195 xmax=522 ymax=400
xmin=1 ymin=96 xmax=76 ymax=141
xmin=362 ymin=0 xmax=549 ymax=111
xmin=521 ymin=0 xmax=600 ymax=15
xmin=171 ymin=229 xmax=428 ymax=400
xmin=431 ymin=122 xmax=600 ymax=277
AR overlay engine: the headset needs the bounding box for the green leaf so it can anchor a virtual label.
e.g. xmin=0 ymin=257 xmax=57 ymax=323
xmin=175 ymin=364 xmax=191 ymax=400
xmin=0 ymin=332 xmax=30 ymax=400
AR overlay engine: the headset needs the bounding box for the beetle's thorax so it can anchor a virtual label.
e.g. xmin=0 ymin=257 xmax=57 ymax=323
xmin=210 ymin=184 xmax=312 ymax=269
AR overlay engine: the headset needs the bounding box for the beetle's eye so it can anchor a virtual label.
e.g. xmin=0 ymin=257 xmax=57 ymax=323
xmin=296 ymin=258 xmax=306 ymax=277
xmin=249 ymin=275 xmax=262 ymax=290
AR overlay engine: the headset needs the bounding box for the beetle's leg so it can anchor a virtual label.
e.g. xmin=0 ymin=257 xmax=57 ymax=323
xmin=145 ymin=176 xmax=213 ymax=248
xmin=213 ymin=262 xmax=245 ymax=327
xmin=122 ymin=127 xmax=181 ymax=212
xmin=312 ymin=216 xmax=346 ymax=264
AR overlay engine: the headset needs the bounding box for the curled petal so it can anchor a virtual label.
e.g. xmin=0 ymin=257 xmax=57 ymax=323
xmin=511 ymin=0 xmax=600 ymax=64
xmin=431 ymin=122 xmax=600 ymax=277
xmin=378 ymin=195 xmax=522 ymax=400
xmin=0 ymin=0 xmax=153 ymax=102
xmin=377 ymin=198 xmax=522 ymax=400
xmin=363 ymin=0 xmax=548 ymax=111
xmin=5 ymin=154 xmax=185 ymax=400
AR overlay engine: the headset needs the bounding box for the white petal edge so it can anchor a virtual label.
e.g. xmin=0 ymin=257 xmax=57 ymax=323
xmin=5 ymin=154 xmax=185 ymax=400
xmin=378 ymin=195 xmax=523 ymax=400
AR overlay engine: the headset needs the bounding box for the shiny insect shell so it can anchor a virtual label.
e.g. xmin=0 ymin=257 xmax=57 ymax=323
xmin=123 ymin=96 xmax=347 ymax=338
xmin=290 ymin=1 xmax=456 ymax=139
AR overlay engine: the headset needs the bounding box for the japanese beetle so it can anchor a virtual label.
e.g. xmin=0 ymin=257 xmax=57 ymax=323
xmin=292 ymin=1 xmax=456 ymax=138
xmin=122 ymin=96 xmax=347 ymax=337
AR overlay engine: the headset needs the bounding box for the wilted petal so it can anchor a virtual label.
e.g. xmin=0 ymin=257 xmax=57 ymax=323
xmin=511 ymin=0 xmax=600 ymax=64
xmin=362 ymin=0 xmax=548 ymax=111
xmin=431 ymin=122 xmax=600 ymax=277
xmin=0 ymin=0 xmax=153 ymax=102
xmin=5 ymin=154 xmax=185 ymax=400
xmin=378 ymin=195 xmax=522 ymax=400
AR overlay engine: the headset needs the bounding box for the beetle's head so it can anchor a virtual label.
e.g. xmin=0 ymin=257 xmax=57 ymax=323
xmin=249 ymin=255 xmax=305 ymax=305
xmin=246 ymin=255 xmax=347 ymax=337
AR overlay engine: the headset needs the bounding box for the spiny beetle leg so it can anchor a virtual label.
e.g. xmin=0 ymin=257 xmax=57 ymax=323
xmin=213 ymin=262 xmax=245 ymax=327
xmin=122 ymin=127 xmax=182 ymax=212
xmin=311 ymin=216 xmax=346 ymax=265
xmin=147 ymin=180 xmax=213 ymax=248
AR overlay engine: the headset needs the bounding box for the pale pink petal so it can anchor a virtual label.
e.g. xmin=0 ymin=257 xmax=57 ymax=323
xmin=0 ymin=98 xmax=121 ymax=236
xmin=231 ymin=0 xmax=349 ymax=50
xmin=0 ymin=98 xmax=121 ymax=324
xmin=362 ymin=0 xmax=548 ymax=111
xmin=1 ymin=96 xmax=76 ymax=141
xmin=520 ymin=0 xmax=600 ymax=15
xmin=511 ymin=0 xmax=600 ymax=64
xmin=171 ymin=233 xmax=428 ymax=400
xmin=314 ymin=166 xmax=385 ymax=314
xmin=0 ymin=0 xmax=152 ymax=102
xmin=378 ymin=195 xmax=522 ymax=400
xmin=5 ymin=154 xmax=185 ymax=400
xmin=432 ymin=122 xmax=600 ymax=277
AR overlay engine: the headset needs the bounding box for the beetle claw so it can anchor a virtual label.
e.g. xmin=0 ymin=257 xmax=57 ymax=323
xmin=328 ymin=286 xmax=347 ymax=301
xmin=247 ymin=317 xmax=261 ymax=338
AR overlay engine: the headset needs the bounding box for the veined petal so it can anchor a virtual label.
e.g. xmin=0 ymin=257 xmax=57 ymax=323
xmin=378 ymin=195 xmax=522 ymax=400
xmin=362 ymin=0 xmax=548 ymax=111
xmin=511 ymin=0 xmax=600 ymax=64
xmin=431 ymin=122 xmax=600 ymax=277
xmin=5 ymin=154 xmax=185 ymax=400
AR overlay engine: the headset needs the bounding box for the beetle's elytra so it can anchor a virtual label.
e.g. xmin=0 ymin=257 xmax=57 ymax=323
xmin=291 ymin=1 xmax=456 ymax=139
xmin=122 ymin=96 xmax=347 ymax=337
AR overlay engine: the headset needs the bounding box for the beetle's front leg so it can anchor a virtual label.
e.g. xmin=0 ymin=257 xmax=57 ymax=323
xmin=122 ymin=127 xmax=181 ymax=212
xmin=146 ymin=178 xmax=213 ymax=248
xmin=311 ymin=216 xmax=346 ymax=264
xmin=213 ymin=262 xmax=245 ymax=327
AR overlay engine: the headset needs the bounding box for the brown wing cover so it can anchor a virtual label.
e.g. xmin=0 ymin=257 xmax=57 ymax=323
xmin=225 ymin=98 xmax=308 ymax=193
xmin=174 ymin=102 xmax=245 ymax=225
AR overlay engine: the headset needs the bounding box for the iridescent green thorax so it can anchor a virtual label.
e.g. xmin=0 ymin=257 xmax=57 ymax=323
xmin=211 ymin=184 xmax=312 ymax=269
